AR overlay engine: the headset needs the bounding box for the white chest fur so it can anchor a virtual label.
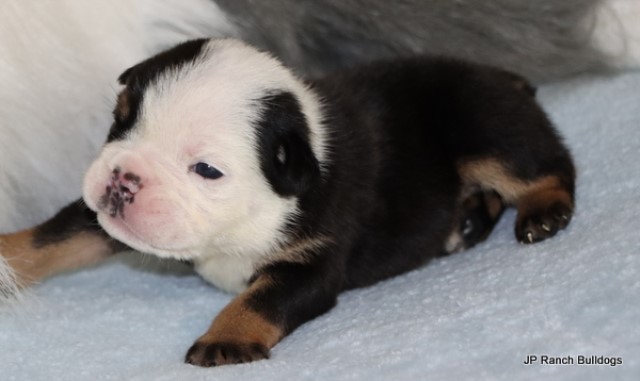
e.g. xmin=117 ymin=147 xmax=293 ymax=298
xmin=193 ymin=254 xmax=257 ymax=294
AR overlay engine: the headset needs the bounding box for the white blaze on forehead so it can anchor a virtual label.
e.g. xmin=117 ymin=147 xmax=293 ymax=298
xmin=135 ymin=38 xmax=328 ymax=166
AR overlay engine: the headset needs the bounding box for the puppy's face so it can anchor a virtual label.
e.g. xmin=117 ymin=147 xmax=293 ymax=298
xmin=83 ymin=39 xmax=326 ymax=261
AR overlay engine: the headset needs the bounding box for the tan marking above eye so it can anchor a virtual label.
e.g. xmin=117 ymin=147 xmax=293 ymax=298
xmin=115 ymin=90 xmax=130 ymax=121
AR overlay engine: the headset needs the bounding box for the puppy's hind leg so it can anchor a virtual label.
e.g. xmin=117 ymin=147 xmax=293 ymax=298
xmin=451 ymin=67 xmax=576 ymax=245
xmin=459 ymin=157 xmax=575 ymax=244
xmin=445 ymin=189 xmax=506 ymax=253
xmin=0 ymin=199 xmax=121 ymax=300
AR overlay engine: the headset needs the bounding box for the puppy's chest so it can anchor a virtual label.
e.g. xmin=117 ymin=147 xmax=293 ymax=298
xmin=193 ymin=254 xmax=257 ymax=294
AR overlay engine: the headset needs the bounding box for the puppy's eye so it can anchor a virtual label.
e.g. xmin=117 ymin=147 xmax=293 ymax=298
xmin=192 ymin=162 xmax=224 ymax=180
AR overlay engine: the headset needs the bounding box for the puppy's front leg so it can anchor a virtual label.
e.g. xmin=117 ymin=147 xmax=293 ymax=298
xmin=186 ymin=258 xmax=341 ymax=367
xmin=0 ymin=199 xmax=121 ymax=293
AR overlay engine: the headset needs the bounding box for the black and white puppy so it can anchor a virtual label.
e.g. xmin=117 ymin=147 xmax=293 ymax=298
xmin=0 ymin=39 xmax=575 ymax=366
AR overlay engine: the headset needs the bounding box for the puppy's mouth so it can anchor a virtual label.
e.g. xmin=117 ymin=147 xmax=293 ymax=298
xmin=97 ymin=212 xmax=197 ymax=259
xmin=89 ymin=167 xmax=199 ymax=259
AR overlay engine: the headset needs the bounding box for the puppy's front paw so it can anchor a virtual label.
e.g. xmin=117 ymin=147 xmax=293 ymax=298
xmin=515 ymin=200 xmax=573 ymax=244
xmin=185 ymin=340 xmax=270 ymax=367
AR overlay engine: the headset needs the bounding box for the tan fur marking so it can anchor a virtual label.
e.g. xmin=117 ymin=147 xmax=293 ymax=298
xmin=517 ymin=187 xmax=574 ymax=216
xmin=458 ymin=158 xmax=561 ymax=204
xmin=268 ymin=235 xmax=331 ymax=264
xmin=511 ymin=79 xmax=531 ymax=93
xmin=0 ymin=229 xmax=113 ymax=287
xmin=484 ymin=191 xmax=505 ymax=218
xmin=197 ymin=275 xmax=283 ymax=349
xmin=115 ymin=91 xmax=130 ymax=121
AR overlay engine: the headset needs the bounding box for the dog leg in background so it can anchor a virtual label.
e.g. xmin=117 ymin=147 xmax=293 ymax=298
xmin=0 ymin=200 xmax=121 ymax=300
xmin=186 ymin=257 xmax=341 ymax=367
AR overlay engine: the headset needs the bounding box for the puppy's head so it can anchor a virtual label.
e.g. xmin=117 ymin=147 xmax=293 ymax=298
xmin=83 ymin=39 xmax=327 ymax=260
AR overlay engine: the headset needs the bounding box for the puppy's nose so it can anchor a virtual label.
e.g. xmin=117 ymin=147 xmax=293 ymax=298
xmin=116 ymin=169 xmax=142 ymax=195
xmin=102 ymin=167 xmax=144 ymax=217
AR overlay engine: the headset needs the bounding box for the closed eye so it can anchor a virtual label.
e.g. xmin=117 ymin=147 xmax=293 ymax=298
xmin=192 ymin=162 xmax=224 ymax=180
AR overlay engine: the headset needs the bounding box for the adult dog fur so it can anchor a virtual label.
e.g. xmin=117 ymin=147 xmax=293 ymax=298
xmin=0 ymin=39 xmax=576 ymax=366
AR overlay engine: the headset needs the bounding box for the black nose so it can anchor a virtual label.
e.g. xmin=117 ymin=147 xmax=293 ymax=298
xmin=99 ymin=167 xmax=143 ymax=218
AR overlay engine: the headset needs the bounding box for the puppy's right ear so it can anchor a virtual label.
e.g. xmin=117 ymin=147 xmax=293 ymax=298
xmin=117 ymin=66 xmax=137 ymax=85
xmin=109 ymin=64 xmax=143 ymax=142
xmin=109 ymin=39 xmax=210 ymax=143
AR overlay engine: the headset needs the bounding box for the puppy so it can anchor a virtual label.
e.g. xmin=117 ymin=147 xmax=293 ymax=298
xmin=0 ymin=38 xmax=575 ymax=366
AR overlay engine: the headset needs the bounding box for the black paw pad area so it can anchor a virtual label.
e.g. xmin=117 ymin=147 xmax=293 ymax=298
xmin=185 ymin=341 xmax=270 ymax=367
xmin=516 ymin=201 xmax=573 ymax=244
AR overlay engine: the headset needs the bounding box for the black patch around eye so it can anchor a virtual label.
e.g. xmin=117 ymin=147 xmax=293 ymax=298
xmin=193 ymin=162 xmax=224 ymax=180
xmin=255 ymin=91 xmax=320 ymax=197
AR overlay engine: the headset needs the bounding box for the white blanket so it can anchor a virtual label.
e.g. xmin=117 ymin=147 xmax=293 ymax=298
xmin=1 ymin=70 xmax=638 ymax=380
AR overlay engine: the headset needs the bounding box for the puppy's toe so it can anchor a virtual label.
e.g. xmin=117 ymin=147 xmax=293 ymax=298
xmin=515 ymin=201 xmax=573 ymax=244
xmin=185 ymin=341 xmax=270 ymax=367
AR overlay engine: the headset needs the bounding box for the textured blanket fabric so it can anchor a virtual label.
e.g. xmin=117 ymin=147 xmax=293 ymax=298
xmin=1 ymin=70 xmax=638 ymax=381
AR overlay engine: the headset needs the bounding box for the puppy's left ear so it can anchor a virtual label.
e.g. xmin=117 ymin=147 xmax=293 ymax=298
xmin=257 ymin=92 xmax=321 ymax=197
xmin=117 ymin=38 xmax=209 ymax=87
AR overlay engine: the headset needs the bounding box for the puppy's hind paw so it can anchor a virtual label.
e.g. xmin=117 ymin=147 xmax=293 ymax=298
xmin=515 ymin=201 xmax=573 ymax=244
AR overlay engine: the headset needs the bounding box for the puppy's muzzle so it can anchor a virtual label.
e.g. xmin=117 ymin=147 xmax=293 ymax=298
xmin=99 ymin=167 xmax=143 ymax=218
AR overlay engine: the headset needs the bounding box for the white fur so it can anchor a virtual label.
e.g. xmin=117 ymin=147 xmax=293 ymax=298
xmin=0 ymin=0 xmax=236 ymax=233
xmin=83 ymin=40 xmax=327 ymax=293
xmin=0 ymin=253 xmax=20 ymax=302
xmin=590 ymin=0 xmax=640 ymax=68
